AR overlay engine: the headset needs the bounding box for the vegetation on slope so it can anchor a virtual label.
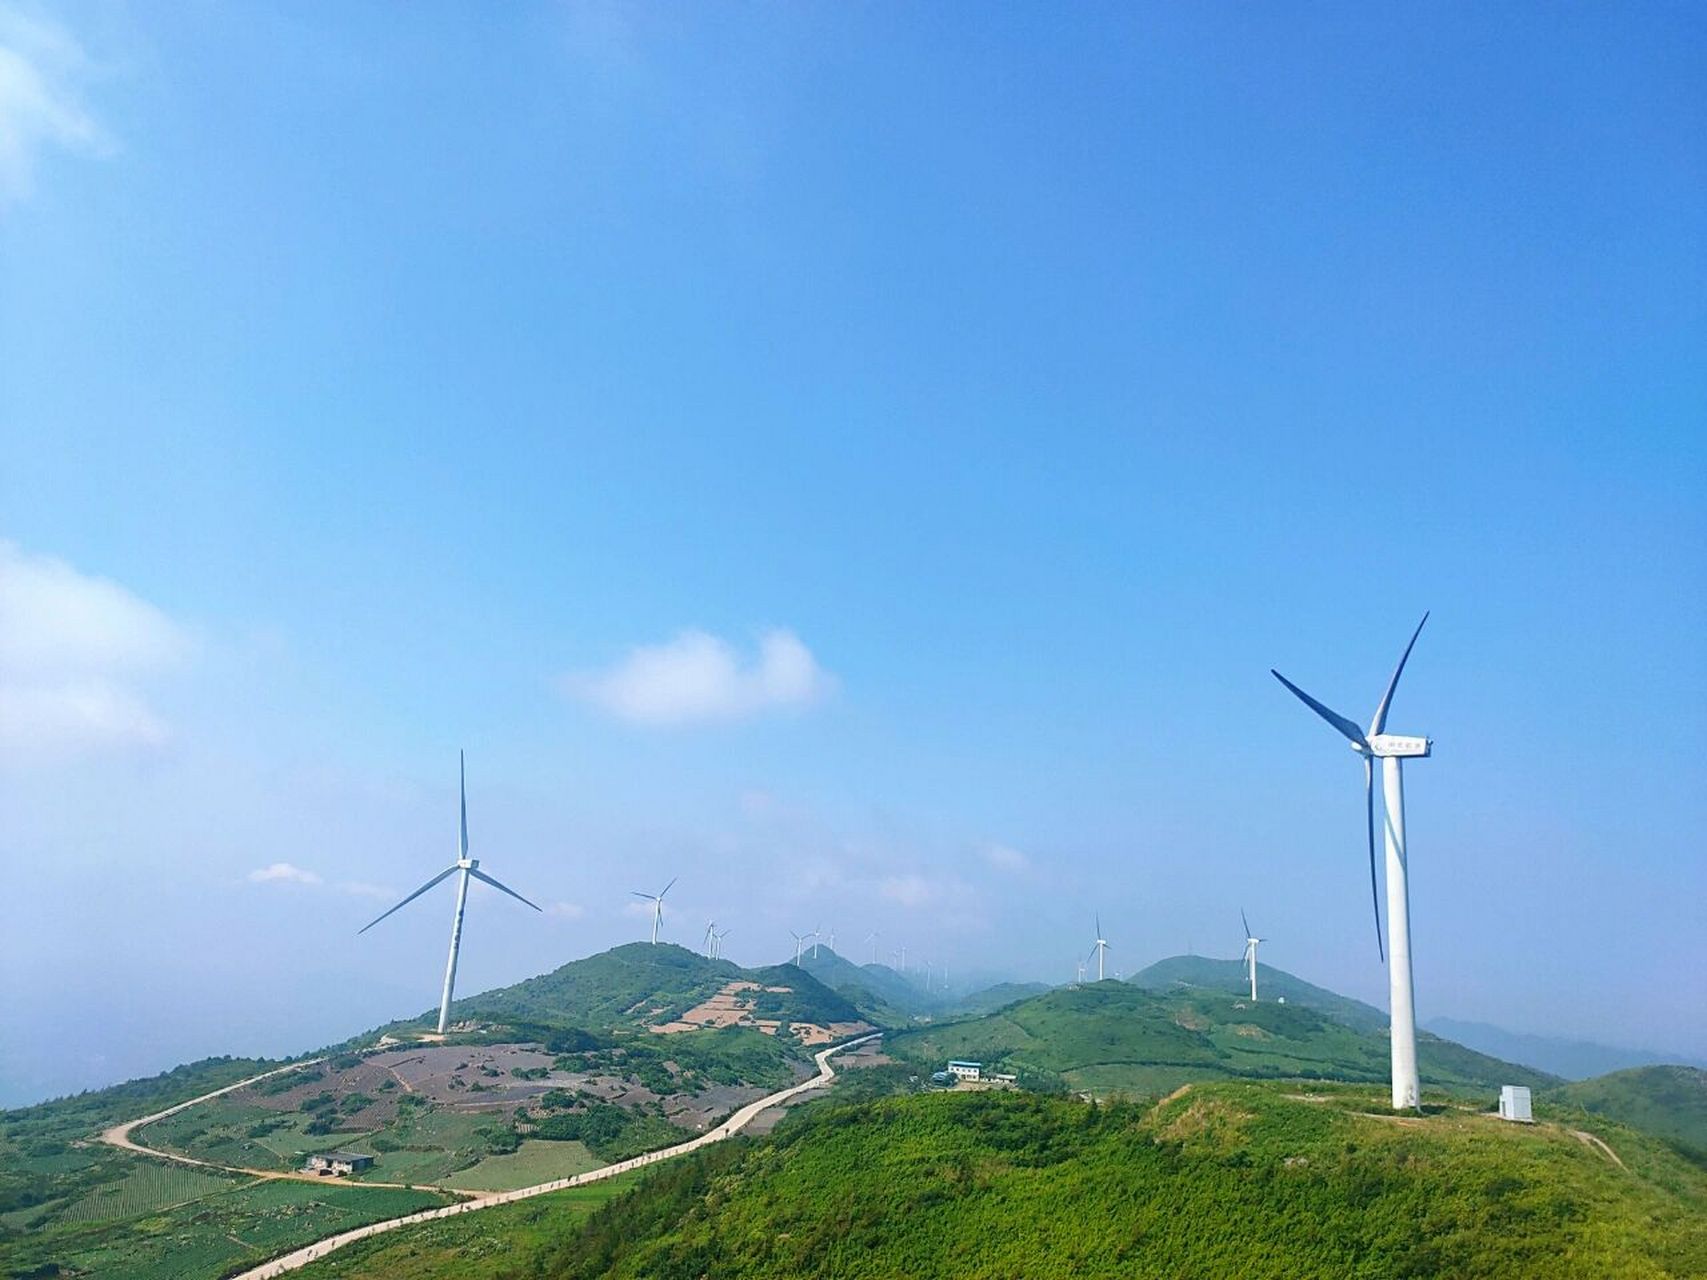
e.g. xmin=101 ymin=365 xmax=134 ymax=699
xmin=529 ymin=1084 xmax=1707 ymax=1279
xmin=1131 ymin=954 xmax=1389 ymax=1033
xmin=950 ymin=981 xmax=1052 ymax=1018
xmin=1546 ymin=1065 xmax=1707 ymax=1163
xmin=887 ymin=981 xmax=1557 ymax=1098
xmin=796 ymin=949 xmax=934 ymax=1024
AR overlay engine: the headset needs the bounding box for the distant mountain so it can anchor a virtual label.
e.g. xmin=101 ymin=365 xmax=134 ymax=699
xmin=889 ymin=978 xmax=1555 ymax=1097
xmin=1424 ymin=1017 xmax=1707 ymax=1082
xmin=456 ymin=942 xmax=865 ymax=1033
xmin=1545 ymin=1065 xmax=1707 ymax=1161
xmin=796 ymin=948 xmax=937 ymax=1023
xmin=951 ymin=981 xmax=1052 ymax=1017
xmin=1131 ymin=954 xmax=1388 ymax=1034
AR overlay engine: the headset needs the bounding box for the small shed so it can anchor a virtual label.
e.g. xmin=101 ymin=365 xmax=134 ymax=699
xmin=1498 ymin=1085 xmax=1533 ymax=1123
xmin=947 ymin=1060 xmax=982 ymax=1081
xmin=305 ymin=1151 xmax=376 ymax=1176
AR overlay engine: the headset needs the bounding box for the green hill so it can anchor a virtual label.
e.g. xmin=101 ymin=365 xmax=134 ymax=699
xmin=887 ymin=980 xmax=1556 ymax=1098
xmin=455 ymin=942 xmax=865 ymax=1033
xmin=517 ymin=1083 xmax=1707 ymax=1279
xmin=1546 ymin=1065 xmax=1707 ymax=1161
xmin=1132 ymin=954 xmax=1388 ymax=1033
xmin=951 ymin=981 xmax=1052 ymax=1017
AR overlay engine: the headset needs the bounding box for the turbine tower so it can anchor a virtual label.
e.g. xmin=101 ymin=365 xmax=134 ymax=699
xmin=1273 ymin=613 xmax=1432 ymax=1110
xmin=359 ymin=752 xmax=541 ymax=1035
xmin=1240 ymin=909 xmax=1265 ymax=1001
xmin=1088 ymin=915 xmax=1110 ymax=981
xmin=631 ymin=877 xmax=677 ymax=945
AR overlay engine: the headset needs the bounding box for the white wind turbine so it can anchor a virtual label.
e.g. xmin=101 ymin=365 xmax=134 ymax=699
xmin=864 ymin=930 xmax=880 ymax=964
xmin=1273 ymin=613 xmax=1433 ymax=1110
xmin=1087 ymin=915 xmax=1110 ymax=981
xmin=703 ymin=919 xmax=717 ymax=957
xmin=1240 ymin=909 xmax=1265 ymax=1001
xmin=713 ymin=926 xmax=732 ymax=960
xmin=790 ymin=929 xmax=810 ymax=966
xmin=1075 ymin=958 xmax=1086 ymax=985
xmin=631 ymin=876 xmax=677 ymax=945
xmin=359 ymin=752 xmax=541 ymax=1035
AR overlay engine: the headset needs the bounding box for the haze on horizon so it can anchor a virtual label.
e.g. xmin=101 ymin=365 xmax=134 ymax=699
xmin=1 ymin=3 xmax=1702 ymax=1109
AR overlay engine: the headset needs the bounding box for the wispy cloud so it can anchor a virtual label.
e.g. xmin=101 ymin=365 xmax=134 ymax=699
xmin=982 ymin=844 xmax=1029 ymax=873
xmin=248 ymin=862 xmax=322 ymax=886
xmin=335 ymin=880 xmax=396 ymax=901
xmin=560 ymin=628 xmax=834 ymax=726
xmin=0 ymin=6 xmax=107 ymax=205
xmin=0 ymin=541 xmax=190 ymax=757
xmin=547 ymin=901 xmax=585 ymax=920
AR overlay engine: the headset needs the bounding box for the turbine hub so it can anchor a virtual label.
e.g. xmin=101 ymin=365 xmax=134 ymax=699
xmin=1368 ymin=733 xmax=1431 ymax=758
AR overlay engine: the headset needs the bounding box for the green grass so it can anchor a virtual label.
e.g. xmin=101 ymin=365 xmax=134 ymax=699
xmin=446 ymin=1139 xmax=605 ymax=1191
xmin=530 ymin=1083 xmax=1707 ymax=1279
xmin=0 ymin=1177 xmax=450 ymax=1280
xmin=887 ymin=981 xmax=1556 ymax=1098
xmin=1545 ymin=1066 xmax=1707 ymax=1162
xmin=283 ymin=1176 xmax=640 ymax=1280
xmin=56 ymin=1161 xmax=241 ymax=1223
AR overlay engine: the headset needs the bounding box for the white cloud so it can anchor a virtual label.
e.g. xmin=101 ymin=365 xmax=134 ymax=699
xmin=560 ymin=628 xmax=834 ymax=726
xmin=0 ymin=7 xmax=106 ymax=205
xmin=248 ymin=862 xmax=322 ymax=886
xmin=547 ymin=901 xmax=585 ymax=920
xmin=983 ymin=844 xmax=1029 ymax=873
xmin=0 ymin=541 xmax=190 ymax=757
xmin=878 ymin=874 xmax=936 ymax=909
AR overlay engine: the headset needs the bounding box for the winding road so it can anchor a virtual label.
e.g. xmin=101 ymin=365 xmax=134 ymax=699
xmin=99 ymin=1034 xmax=880 ymax=1280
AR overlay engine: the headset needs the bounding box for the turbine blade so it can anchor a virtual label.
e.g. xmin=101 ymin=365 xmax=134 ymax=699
xmin=358 ymin=866 xmax=458 ymax=934
xmin=469 ymin=867 xmax=541 ymax=912
xmin=1241 ymin=908 xmax=1251 ymax=939
xmin=459 ymin=750 xmax=469 ymax=860
xmin=658 ymin=876 xmax=678 ymax=900
xmin=1271 ymin=670 xmax=1369 ymax=748
xmin=1369 ymin=612 xmax=1429 ymax=736
xmin=631 ymin=890 xmax=656 ymax=900
xmin=1366 ymin=756 xmax=1386 ymax=963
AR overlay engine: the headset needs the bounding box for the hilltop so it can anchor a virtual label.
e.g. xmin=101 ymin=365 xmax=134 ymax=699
xmin=1427 ymin=1016 xmax=1707 ymax=1081
xmin=455 ymin=942 xmax=867 ymax=1036
xmin=887 ymin=979 xmax=1555 ymax=1097
xmin=494 ymin=1083 xmax=1707 ymax=1279
xmin=951 ymin=981 xmax=1053 ymax=1017
xmin=794 ymin=948 xmax=937 ymax=1023
xmin=1546 ymin=1065 xmax=1707 ymax=1162
xmin=1131 ymin=954 xmax=1388 ymax=1033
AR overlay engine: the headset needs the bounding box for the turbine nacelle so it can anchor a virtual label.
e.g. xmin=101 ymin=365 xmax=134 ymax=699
xmin=1367 ymin=733 xmax=1430 ymax=759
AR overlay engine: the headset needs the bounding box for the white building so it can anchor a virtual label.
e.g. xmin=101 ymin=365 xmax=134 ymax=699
xmin=947 ymin=1060 xmax=982 ymax=1082
xmin=1498 ymin=1085 xmax=1533 ymax=1123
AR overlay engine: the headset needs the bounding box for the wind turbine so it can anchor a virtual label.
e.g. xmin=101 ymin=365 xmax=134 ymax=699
xmin=811 ymin=924 xmax=822 ymax=959
xmin=1088 ymin=915 xmax=1110 ymax=981
xmin=1273 ymin=613 xmax=1432 ymax=1110
xmin=1075 ymin=958 xmax=1086 ymax=985
xmin=1240 ymin=909 xmax=1265 ymax=1001
xmin=790 ymin=929 xmax=809 ymax=966
xmin=703 ymin=919 xmax=717 ymax=957
xmin=864 ymin=930 xmax=880 ymax=964
xmin=631 ymin=877 xmax=677 ymax=945
xmin=359 ymin=752 xmax=540 ymax=1035
xmin=713 ymin=926 xmax=732 ymax=959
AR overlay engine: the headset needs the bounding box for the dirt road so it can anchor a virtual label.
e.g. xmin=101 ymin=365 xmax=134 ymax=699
xmin=225 ymin=1032 xmax=880 ymax=1280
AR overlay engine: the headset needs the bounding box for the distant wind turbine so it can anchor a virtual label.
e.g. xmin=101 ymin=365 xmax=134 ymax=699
xmin=359 ymin=752 xmax=541 ymax=1035
xmin=703 ymin=919 xmax=717 ymax=957
xmin=1240 ymin=909 xmax=1265 ymax=1001
xmin=1075 ymin=958 xmax=1086 ymax=985
xmin=1088 ymin=915 xmax=1110 ymax=981
xmin=713 ymin=926 xmax=732 ymax=960
xmin=790 ymin=929 xmax=809 ymax=966
xmin=631 ymin=877 xmax=677 ymax=945
xmin=864 ymin=930 xmax=880 ymax=964
xmin=1273 ymin=613 xmax=1433 ymax=1110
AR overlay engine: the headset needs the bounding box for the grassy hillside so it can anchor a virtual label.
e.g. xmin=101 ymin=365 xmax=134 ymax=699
xmin=454 ymin=942 xmax=865 ymax=1034
xmin=951 ymin=981 xmax=1052 ymax=1017
xmin=1132 ymin=954 xmax=1389 ymax=1033
xmin=524 ymin=1084 xmax=1707 ymax=1279
xmin=1546 ymin=1066 xmax=1707 ymax=1161
xmin=887 ymin=981 xmax=1556 ymax=1097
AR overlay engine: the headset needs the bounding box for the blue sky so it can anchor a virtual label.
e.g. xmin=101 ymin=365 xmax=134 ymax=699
xmin=1 ymin=3 xmax=1702 ymax=1106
